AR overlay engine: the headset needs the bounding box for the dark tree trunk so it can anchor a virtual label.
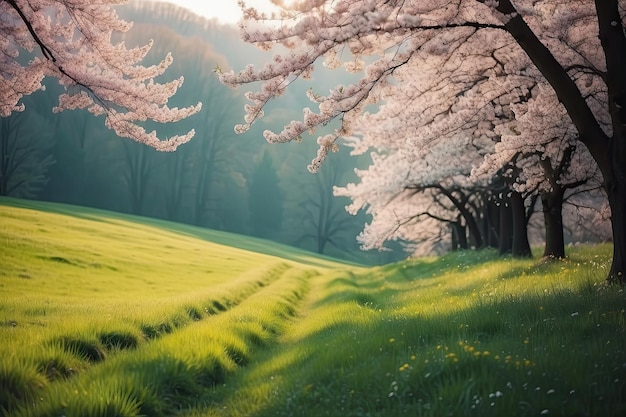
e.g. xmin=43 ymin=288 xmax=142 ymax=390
xmin=606 ymin=177 xmax=626 ymax=283
xmin=498 ymin=200 xmax=512 ymax=255
xmin=486 ymin=201 xmax=500 ymax=248
xmin=595 ymin=0 xmax=626 ymax=284
xmin=436 ymin=185 xmax=484 ymax=248
xmin=511 ymin=191 xmax=532 ymax=258
xmin=458 ymin=222 xmax=468 ymax=250
xmin=541 ymin=189 xmax=566 ymax=259
xmin=451 ymin=219 xmax=468 ymax=251
xmin=494 ymin=0 xmax=625 ymax=281
xmin=461 ymin=205 xmax=483 ymax=249
xmin=451 ymin=223 xmax=459 ymax=251
xmin=0 ymin=120 xmax=8 ymax=196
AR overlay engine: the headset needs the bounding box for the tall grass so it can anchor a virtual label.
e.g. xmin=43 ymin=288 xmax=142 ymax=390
xmin=2 ymin=198 xmax=625 ymax=417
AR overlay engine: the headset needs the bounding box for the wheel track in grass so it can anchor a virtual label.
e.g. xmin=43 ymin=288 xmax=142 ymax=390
xmin=181 ymin=267 xmax=367 ymax=417
xmin=0 ymin=200 xmax=351 ymax=416
xmin=1 ymin=262 xmax=312 ymax=415
xmin=10 ymin=264 xmax=318 ymax=417
xmin=49 ymin=261 xmax=294 ymax=360
xmin=136 ymin=261 xmax=294 ymax=340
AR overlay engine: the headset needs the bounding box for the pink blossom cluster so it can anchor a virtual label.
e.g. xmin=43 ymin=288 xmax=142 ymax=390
xmin=1 ymin=0 xmax=200 ymax=150
xmin=222 ymin=0 xmax=618 ymax=252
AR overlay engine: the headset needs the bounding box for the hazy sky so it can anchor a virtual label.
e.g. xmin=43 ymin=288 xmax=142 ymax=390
xmin=152 ymin=0 xmax=282 ymax=24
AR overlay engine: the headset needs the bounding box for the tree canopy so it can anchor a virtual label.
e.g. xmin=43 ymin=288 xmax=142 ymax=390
xmin=220 ymin=0 xmax=626 ymax=283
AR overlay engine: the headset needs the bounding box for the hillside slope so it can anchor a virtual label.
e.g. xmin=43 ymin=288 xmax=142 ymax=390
xmin=1 ymin=197 xmax=624 ymax=417
xmin=0 ymin=197 xmax=356 ymax=269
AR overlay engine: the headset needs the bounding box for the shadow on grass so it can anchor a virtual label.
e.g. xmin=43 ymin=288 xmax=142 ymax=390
xmin=193 ymin=274 xmax=626 ymax=417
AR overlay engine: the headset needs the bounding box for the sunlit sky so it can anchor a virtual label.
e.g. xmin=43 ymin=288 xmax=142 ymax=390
xmin=150 ymin=0 xmax=283 ymax=24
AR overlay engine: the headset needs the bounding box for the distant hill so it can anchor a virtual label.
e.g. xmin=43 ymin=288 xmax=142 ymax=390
xmin=119 ymin=1 xmax=270 ymax=70
xmin=0 ymin=197 xmax=360 ymax=269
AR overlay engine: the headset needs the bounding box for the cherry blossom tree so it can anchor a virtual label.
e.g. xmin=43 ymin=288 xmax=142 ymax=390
xmin=221 ymin=0 xmax=626 ymax=283
xmin=331 ymin=28 xmax=535 ymax=257
xmin=333 ymin=136 xmax=492 ymax=254
xmin=340 ymin=41 xmax=600 ymax=260
xmin=1 ymin=0 xmax=201 ymax=150
xmin=473 ymin=84 xmax=604 ymax=259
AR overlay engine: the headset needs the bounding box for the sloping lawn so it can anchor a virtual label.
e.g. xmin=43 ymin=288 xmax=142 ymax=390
xmin=1 ymin=197 xmax=624 ymax=417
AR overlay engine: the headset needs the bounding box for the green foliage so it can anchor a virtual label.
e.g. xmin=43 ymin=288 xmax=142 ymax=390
xmin=13 ymin=379 xmax=143 ymax=417
xmin=1 ymin=198 xmax=624 ymax=417
xmin=186 ymin=249 xmax=625 ymax=417
xmin=35 ymin=344 xmax=85 ymax=380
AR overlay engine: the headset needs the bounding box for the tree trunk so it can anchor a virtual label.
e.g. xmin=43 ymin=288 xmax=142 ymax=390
xmin=457 ymin=222 xmax=468 ymax=250
xmin=451 ymin=219 xmax=468 ymax=251
xmin=511 ymin=191 xmax=532 ymax=258
xmin=595 ymin=0 xmax=626 ymax=284
xmin=606 ymin=176 xmax=626 ymax=283
xmin=541 ymin=189 xmax=566 ymax=259
xmin=317 ymin=236 xmax=327 ymax=254
xmin=451 ymin=223 xmax=459 ymax=251
xmin=437 ymin=186 xmax=484 ymax=248
xmin=498 ymin=199 xmax=512 ymax=255
xmin=459 ymin=205 xmax=483 ymax=249
xmin=0 ymin=120 xmax=8 ymax=196
xmin=486 ymin=201 xmax=500 ymax=248
xmin=493 ymin=0 xmax=626 ymax=281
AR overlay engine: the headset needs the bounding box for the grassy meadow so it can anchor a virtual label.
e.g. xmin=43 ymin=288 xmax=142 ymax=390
xmin=1 ymin=197 xmax=625 ymax=417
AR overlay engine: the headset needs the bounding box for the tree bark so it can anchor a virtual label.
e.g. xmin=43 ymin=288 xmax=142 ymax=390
xmin=0 ymin=119 xmax=9 ymax=196
xmin=436 ymin=185 xmax=484 ymax=248
xmin=511 ymin=191 xmax=532 ymax=258
xmin=595 ymin=0 xmax=626 ymax=284
xmin=485 ymin=200 xmax=500 ymax=249
xmin=541 ymin=190 xmax=566 ymax=259
xmin=606 ymin=182 xmax=626 ymax=283
xmin=459 ymin=202 xmax=483 ymax=249
xmin=451 ymin=219 xmax=468 ymax=251
xmin=498 ymin=199 xmax=512 ymax=255
xmin=492 ymin=0 xmax=625 ymax=282
xmin=493 ymin=0 xmax=610 ymax=164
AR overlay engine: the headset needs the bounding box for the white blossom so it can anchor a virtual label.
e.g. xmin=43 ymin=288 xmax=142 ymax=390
xmin=221 ymin=0 xmax=620 ymax=253
xmin=1 ymin=0 xmax=201 ymax=150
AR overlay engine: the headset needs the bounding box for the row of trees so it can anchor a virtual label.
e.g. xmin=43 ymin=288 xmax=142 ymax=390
xmin=334 ymin=84 xmax=607 ymax=259
xmin=220 ymin=0 xmax=623 ymax=282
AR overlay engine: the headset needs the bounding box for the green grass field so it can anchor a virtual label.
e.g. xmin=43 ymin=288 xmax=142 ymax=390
xmin=1 ymin=197 xmax=625 ymax=417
